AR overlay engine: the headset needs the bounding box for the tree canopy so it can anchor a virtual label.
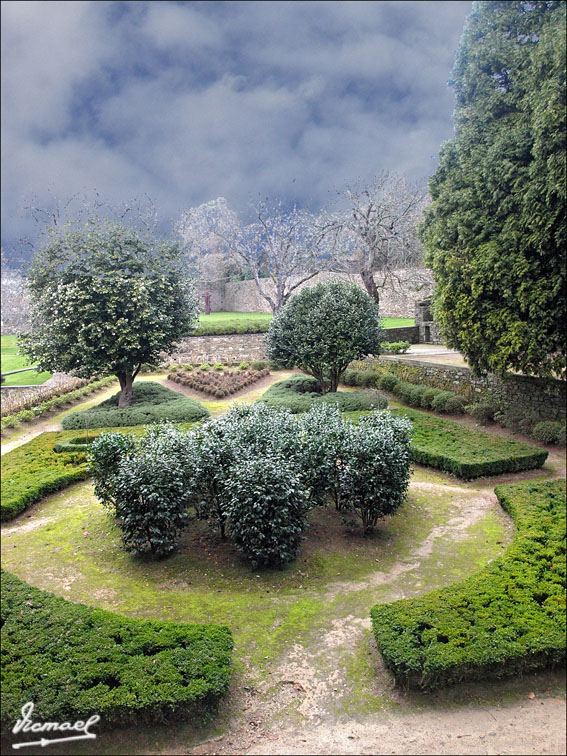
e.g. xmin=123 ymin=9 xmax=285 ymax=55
xmin=420 ymin=0 xmax=566 ymax=379
xmin=19 ymin=220 xmax=198 ymax=406
xmin=266 ymin=280 xmax=382 ymax=393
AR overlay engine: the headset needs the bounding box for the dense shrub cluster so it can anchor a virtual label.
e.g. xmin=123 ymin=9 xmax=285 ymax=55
xmin=61 ymin=382 xmax=209 ymax=429
xmin=260 ymin=374 xmax=388 ymax=413
xmin=1 ymin=570 xmax=233 ymax=728
xmin=465 ymin=399 xmax=566 ymax=446
xmin=371 ymin=479 xmax=566 ymax=689
xmin=390 ymin=407 xmax=548 ymax=479
xmin=0 ymin=376 xmax=116 ymax=431
xmin=341 ymin=369 xmax=466 ymax=414
xmin=168 ymin=367 xmax=269 ymax=398
xmin=89 ymin=405 xmax=412 ymax=563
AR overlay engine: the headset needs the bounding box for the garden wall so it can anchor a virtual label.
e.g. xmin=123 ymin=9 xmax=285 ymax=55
xmin=223 ymin=269 xmax=433 ymax=318
xmin=168 ymin=333 xmax=267 ymax=364
xmin=374 ymin=357 xmax=566 ymax=421
xmin=382 ymin=326 xmax=420 ymax=343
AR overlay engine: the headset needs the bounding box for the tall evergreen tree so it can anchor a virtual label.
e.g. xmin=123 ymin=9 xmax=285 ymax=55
xmin=420 ymin=1 xmax=566 ymax=378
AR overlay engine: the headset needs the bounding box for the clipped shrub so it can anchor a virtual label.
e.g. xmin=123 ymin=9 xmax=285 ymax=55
xmin=1 ymin=570 xmax=233 ymax=727
xmin=225 ymin=456 xmax=310 ymax=568
xmin=61 ymin=382 xmax=209 ymax=429
xmin=341 ymin=412 xmax=412 ymax=533
xmin=466 ymin=402 xmax=497 ymax=422
xmin=250 ymin=360 xmax=269 ymax=370
xmin=378 ymin=373 xmax=400 ymax=392
xmin=88 ymin=432 xmax=139 ymax=508
xmin=199 ymin=363 xmax=211 ymax=371
xmin=381 ymin=341 xmax=411 ymax=354
xmin=111 ymin=437 xmax=190 ymax=557
xmin=238 ymin=361 xmax=250 ymax=370
xmin=168 ymin=364 xmax=178 ymax=372
xmin=443 ymin=395 xmax=466 ymax=414
xmin=518 ymin=411 xmax=542 ymax=436
xmin=213 ymin=363 xmax=224 ymax=371
xmin=420 ymin=387 xmax=441 ymax=409
xmin=532 ymin=421 xmax=563 ymax=445
xmin=182 ymin=363 xmax=194 ymax=371
xmin=371 ymin=479 xmax=566 ymax=690
xmin=428 ymin=390 xmax=451 ymax=412
xmin=299 ymin=403 xmax=352 ymax=510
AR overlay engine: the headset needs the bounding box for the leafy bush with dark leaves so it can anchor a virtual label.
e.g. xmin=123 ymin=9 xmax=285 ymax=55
xmin=225 ymin=456 xmax=310 ymax=568
xmin=341 ymin=413 xmax=412 ymax=533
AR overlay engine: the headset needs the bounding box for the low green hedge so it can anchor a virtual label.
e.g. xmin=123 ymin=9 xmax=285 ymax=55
xmin=53 ymin=435 xmax=96 ymax=453
xmin=62 ymin=382 xmax=209 ymax=429
xmin=259 ymin=375 xmax=388 ymax=413
xmin=1 ymin=571 xmax=233 ymax=729
xmin=370 ymin=479 xmax=566 ymax=690
xmin=392 ymin=407 xmax=548 ymax=479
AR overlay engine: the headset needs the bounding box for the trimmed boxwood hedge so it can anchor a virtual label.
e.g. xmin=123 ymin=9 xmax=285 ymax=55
xmin=1 ymin=571 xmax=233 ymax=729
xmin=259 ymin=374 xmax=388 ymax=413
xmin=370 ymin=479 xmax=566 ymax=690
xmin=61 ymin=382 xmax=209 ymax=429
xmin=392 ymin=407 xmax=547 ymax=479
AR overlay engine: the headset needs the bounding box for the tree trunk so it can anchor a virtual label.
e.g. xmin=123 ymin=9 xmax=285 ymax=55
xmin=117 ymin=372 xmax=134 ymax=408
xmin=360 ymin=268 xmax=380 ymax=308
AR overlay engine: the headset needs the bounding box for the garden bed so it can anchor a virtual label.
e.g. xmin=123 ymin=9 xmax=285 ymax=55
xmin=260 ymin=374 xmax=387 ymax=413
xmin=370 ymin=479 xmax=566 ymax=690
xmin=168 ymin=365 xmax=269 ymax=398
xmin=1 ymin=570 xmax=233 ymax=730
xmin=61 ymin=382 xmax=209 ymax=430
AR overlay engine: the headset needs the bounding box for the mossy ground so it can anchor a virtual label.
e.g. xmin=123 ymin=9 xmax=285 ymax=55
xmin=1 ymin=374 xmax=564 ymax=755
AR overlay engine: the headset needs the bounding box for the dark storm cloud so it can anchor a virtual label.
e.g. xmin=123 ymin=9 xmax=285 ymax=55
xmin=1 ymin=0 xmax=472 ymax=259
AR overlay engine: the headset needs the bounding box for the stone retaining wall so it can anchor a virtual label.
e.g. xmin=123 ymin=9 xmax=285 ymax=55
xmin=381 ymin=326 xmax=420 ymax=344
xmin=373 ymin=356 xmax=566 ymax=421
xmin=168 ymin=333 xmax=268 ymax=365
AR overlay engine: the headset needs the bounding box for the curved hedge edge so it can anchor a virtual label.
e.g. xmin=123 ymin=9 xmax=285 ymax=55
xmin=370 ymin=479 xmax=566 ymax=690
xmin=1 ymin=570 xmax=233 ymax=733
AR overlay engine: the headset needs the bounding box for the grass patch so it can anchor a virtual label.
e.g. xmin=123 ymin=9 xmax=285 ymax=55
xmin=1 ymin=335 xmax=51 ymax=385
xmin=371 ymin=479 xmax=566 ymax=690
xmin=186 ymin=314 xmax=413 ymax=336
xmin=61 ymin=382 xmax=209 ymax=430
xmin=0 ymin=424 xmax=199 ymax=522
xmin=1 ymin=570 xmax=233 ymax=730
xmin=259 ymin=375 xmax=387 ymax=413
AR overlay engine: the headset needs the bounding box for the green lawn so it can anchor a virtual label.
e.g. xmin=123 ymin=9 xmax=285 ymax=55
xmin=197 ymin=313 xmax=414 ymax=329
xmin=1 ymin=335 xmax=51 ymax=386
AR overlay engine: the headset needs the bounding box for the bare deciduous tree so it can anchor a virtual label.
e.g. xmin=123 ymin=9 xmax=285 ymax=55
xmin=324 ymin=172 xmax=431 ymax=309
xmin=177 ymin=198 xmax=336 ymax=314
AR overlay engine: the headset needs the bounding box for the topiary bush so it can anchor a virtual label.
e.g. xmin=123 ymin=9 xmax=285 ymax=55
xmin=225 ymin=456 xmax=310 ymax=568
xmin=465 ymin=401 xmax=498 ymax=422
xmin=378 ymin=373 xmax=400 ymax=392
xmin=299 ymin=403 xmax=352 ymax=510
xmin=89 ymin=424 xmax=194 ymax=557
xmin=532 ymin=421 xmax=564 ymax=445
xmin=61 ymin=382 xmax=209 ymax=429
xmin=341 ymin=413 xmax=412 ymax=533
xmin=266 ymin=280 xmax=382 ymax=393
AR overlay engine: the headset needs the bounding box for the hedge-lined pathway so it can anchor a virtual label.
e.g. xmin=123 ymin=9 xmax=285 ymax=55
xmin=1 ymin=376 xmax=565 ymax=755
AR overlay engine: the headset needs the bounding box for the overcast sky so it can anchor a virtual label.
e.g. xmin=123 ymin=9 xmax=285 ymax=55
xmin=1 ymin=0 xmax=472 ymax=263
